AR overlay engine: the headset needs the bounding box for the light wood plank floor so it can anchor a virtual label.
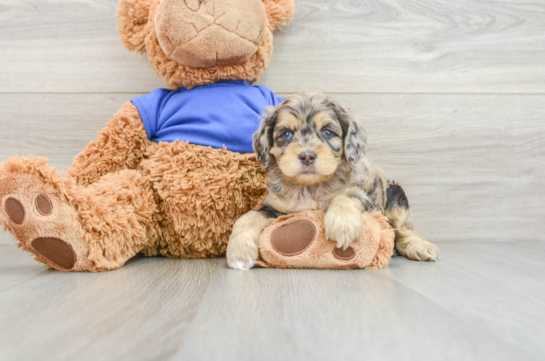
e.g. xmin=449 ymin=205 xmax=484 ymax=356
xmin=0 ymin=241 xmax=543 ymax=361
xmin=1 ymin=0 xmax=544 ymax=359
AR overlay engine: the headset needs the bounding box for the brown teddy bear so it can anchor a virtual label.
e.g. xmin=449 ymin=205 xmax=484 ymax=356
xmin=0 ymin=0 xmax=393 ymax=272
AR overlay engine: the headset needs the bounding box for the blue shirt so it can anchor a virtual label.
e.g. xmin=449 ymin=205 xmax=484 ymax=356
xmin=131 ymin=80 xmax=284 ymax=153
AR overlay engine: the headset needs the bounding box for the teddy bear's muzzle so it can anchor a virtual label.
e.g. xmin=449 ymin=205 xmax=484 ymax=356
xmin=155 ymin=0 xmax=268 ymax=68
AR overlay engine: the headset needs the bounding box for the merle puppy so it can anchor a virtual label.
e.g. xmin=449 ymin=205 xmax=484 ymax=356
xmin=227 ymin=92 xmax=440 ymax=270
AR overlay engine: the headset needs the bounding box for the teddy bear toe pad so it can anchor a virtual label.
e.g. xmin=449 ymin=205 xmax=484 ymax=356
xmin=35 ymin=194 xmax=53 ymax=216
xmin=4 ymin=197 xmax=25 ymax=224
xmin=333 ymin=246 xmax=356 ymax=261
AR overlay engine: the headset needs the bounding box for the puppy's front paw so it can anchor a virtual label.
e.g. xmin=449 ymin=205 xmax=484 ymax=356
xmin=404 ymin=241 xmax=441 ymax=261
xmin=324 ymin=207 xmax=363 ymax=250
xmin=227 ymin=233 xmax=259 ymax=270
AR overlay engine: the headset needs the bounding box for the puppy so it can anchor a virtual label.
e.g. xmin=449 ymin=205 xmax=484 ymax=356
xmin=227 ymin=92 xmax=440 ymax=270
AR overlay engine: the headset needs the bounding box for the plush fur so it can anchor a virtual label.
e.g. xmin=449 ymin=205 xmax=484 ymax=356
xmin=0 ymin=0 xmax=291 ymax=272
xmin=256 ymin=211 xmax=394 ymax=270
xmin=227 ymin=93 xmax=440 ymax=270
xmin=0 ymin=150 xmax=266 ymax=272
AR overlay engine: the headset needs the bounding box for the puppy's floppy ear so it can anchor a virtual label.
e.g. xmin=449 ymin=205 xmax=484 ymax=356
xmin=117 ymin=0 xmax=153 ymax=53
xmin=344 ymin=113 xmax=367 ymax=163
xmin=328 ymin=98 xmax=367 ymax=163
xmin=253 ymin=106 xmax=280 ymax=170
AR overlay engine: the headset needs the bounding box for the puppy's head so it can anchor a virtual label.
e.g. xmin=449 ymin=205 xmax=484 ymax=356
xmin=254 ymin=92 xmax=367 ymax=185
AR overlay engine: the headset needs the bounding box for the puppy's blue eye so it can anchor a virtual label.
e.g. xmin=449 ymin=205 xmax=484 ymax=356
xmin=283 ymin=131 xmax=293 ymax=140
xmin=322 ymin=130 xmax=333 ymax=139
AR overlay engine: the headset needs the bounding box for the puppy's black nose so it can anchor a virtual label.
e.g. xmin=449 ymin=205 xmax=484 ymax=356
xmin=298 ymin=152 xmax=317 ymax=166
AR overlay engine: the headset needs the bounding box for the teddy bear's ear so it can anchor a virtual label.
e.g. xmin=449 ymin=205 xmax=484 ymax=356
xmin=263 ymin=0 xmax=295 ymax=31
xmin=117 ymin=0 xmax=153 ymax=53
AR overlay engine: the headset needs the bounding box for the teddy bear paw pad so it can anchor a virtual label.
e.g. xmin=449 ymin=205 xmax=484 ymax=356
xmin=35 ymin=194 xmax=53 ymax=216
xmin=333 ymin=247 xmax=356 ymax=261
xmin=0 ymin=171 xmax=83 ymax=270
xmin=333 ymin=246 xmax=356 ymax=261
xmin=3 ymin=194 xmax=53 ymax=226
xmin=4 ymin=197 xmax=25 ymax=224
xmin=270 ymin=220 xmax=316 ymax=256
xmin=31 ymin=238 xmax=76 ymax=270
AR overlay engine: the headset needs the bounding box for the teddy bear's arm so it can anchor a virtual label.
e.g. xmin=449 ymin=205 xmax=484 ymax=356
xmin=66 ymin=101 xmax=151 ymax=186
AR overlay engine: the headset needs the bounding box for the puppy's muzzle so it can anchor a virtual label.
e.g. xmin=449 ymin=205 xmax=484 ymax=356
xmin=298 ymin=151 xmax=317 ymax=166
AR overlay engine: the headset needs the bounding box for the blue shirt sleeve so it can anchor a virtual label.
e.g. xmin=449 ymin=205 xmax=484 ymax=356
xmin=255 ymin=85 xmax=284 ymax=107
xmin=131 ymin=88 xmax=170 ymax=139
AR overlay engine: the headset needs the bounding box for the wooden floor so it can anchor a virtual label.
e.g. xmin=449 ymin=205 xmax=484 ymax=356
xmin=1 ymin=0 xmax=544 ymax=360
xmin=0 ymin=240 xmax=543 ymax=361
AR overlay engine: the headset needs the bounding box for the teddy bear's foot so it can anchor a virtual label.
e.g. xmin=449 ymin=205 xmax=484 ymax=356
xmin=270 ymin=220 xmax=358 ymax=261
xmin=4 ymin=196 xmax=77 ymax=270
xmin=0 ymin=157 xmax=92 ymax=271
xmin=2 ymin=157 xmax=161 ymax=272
xmin=257 ymin=211 xmax=395 ymax=270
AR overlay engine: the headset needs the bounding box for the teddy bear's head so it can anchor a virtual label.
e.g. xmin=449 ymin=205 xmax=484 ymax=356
xmin=117 ymin=0 xmax=294 ymax=89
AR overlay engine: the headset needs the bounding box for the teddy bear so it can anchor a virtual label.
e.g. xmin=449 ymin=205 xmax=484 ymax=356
xmin=0 ymin=0 xmax=394 ymax=272
xmin=0 ymin=0 xmax=295 ymax=272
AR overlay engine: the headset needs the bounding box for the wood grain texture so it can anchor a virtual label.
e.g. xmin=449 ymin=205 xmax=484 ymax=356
xmin=261 ymin=0 xmax=545 ymax=93
xmin=387 ymin=242 xmax=545 ymax=356
xmin=1 ymin=93 xmax=543 ymax=242
xmin=1 ymin=0 xmax=544 ymax=93
xmin=0 ymin=244 xmax=217 ymax=361
xmin=0 ymin=242 xmax=49 ymax=293
xmin=0 ymin=93 xmax=128 ymax=170
xmin=0 ymin=240 xmax=543 ymax=361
